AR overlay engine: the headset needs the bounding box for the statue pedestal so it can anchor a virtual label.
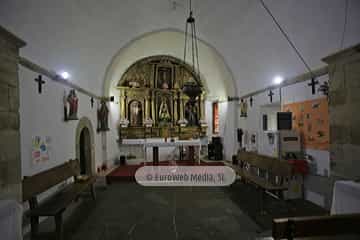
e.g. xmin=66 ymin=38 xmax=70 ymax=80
xmin=177 ymin=119 xmax=188 ymax=127
xmin=119 ymin=118 xmax=129 ymax=128
xmin=199 ymin=119 xmax=208 ymax=127
xmin=144 ymin=118 xmax=153 ymax=128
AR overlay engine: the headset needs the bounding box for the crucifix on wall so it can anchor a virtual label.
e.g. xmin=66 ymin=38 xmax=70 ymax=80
xmin=268 ymin=90 xmax=274 ymax=103
xmin=308 ymin=77 xmax=319 ymax=95
xmin=34 ymin=75 xmax=45 ymax=94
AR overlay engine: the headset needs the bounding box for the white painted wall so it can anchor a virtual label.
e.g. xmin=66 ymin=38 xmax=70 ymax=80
xmin=260 ymin=103 xmax=281 ymax=131
xmin=19 ymin=67 xmax=103 ymax=177
xmin=239 ymin=74 xmax=330 ymax=176
xmin=239 ymin=74 xmax=331 ymax=207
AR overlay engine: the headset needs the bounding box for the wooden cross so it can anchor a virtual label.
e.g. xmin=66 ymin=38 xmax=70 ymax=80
xmin=34 ymin=75 xmax=45 ymax=94
xmin=308 ymin=78 xmax=319 ymax=95
xmin=91 ymin=97 xmax=94 ymax=108
xmin=249 ymin=96 xmax=253 ymax=107
xmin=268 ymin=90 xmax=274 ymax=103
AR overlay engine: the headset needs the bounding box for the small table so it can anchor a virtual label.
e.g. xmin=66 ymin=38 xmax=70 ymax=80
xmin=144 ymin=139 xmax=202 ymax=164
xmin=331 ymin=180 xmax=360 ymax=215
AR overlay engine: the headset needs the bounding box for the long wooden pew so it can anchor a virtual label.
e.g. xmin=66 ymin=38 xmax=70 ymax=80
xmin=227 ymin=151 xmax=292 ymax=213
xmin=272 ymin=214 xmax=360 ymax=239
xmin=22 ymin=159 xmax=96 ymax=240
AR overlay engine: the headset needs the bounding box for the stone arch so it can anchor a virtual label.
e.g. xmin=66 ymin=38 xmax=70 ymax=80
xmin=75 ymin=117 xmax=95 ymax=175
xmin=102 ymin=28 xmax=236 ymax=100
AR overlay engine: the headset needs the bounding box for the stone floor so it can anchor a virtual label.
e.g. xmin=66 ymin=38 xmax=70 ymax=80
xmin=27 ymin=181 xmax=327 ymax=240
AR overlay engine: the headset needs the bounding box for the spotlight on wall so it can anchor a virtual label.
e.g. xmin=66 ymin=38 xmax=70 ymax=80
xmin=60 ymin=71 xmax=70 ymax=80
xmin=273 ymin=76 xmax=284 ymax=85
xmin=110 ymin=96 xmax=115 ymax=102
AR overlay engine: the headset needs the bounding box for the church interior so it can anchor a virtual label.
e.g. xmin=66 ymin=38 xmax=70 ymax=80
xmin=1 ymin=0 xmax=360 ymax=239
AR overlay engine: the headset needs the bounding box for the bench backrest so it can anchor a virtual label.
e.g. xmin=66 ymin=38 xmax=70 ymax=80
xmin=238 ymin=151 xmax=257 ymax=164
xmin=273 ymin=214 xmax=360 ymax=239
xmin=271 ymin=160 xmax=292 ymax=177
xmin=22 ymin=159 xmax=80 ymax=202
xmin=238 ymin=151 xmax=292 ymax=177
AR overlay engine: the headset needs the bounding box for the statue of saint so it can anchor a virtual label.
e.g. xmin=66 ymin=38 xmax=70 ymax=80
xmin=67 ymin=89 xmax=78 ymax=120
xmin=185 ymin=102 xmax=198 ymax=126
xmin=129 ymin=101 xmax=142 ymax=126
xmin=159 ymin=99 xmax=171 ymax=123
xmin=240 ymin=99 xmax=248 ymax=118
xmin=97 ymin=101 xmax=110 ymax=131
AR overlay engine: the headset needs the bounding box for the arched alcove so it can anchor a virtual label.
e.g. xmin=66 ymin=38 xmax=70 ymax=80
xmin=102 ymin=29 xmax=236 ymax=100
xmin=75 ymin=117 xmax=95 ymax=175
xmin=102 ymin=29 xmax=239 ymax=161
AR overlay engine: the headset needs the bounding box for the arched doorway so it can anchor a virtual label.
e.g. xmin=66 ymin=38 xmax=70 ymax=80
xmin=75 ymin=117 xmax=95 ymax=175
xmin=79 ymin=127 xmax=91 ymax=175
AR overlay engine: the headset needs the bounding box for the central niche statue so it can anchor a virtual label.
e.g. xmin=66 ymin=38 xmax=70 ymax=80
xmin=97 ymin=100 xmax=110 ymax=132
xmin=185 ymin=101 xmax=198 ymax=126
xmin=129 ymin=100 xmax=143 ymax=126
xmin=158 ymin=99 xmax=171 ymax=124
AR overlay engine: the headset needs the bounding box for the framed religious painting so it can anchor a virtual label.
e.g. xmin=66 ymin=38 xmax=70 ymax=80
xmin=213 ymin=102 xmax=219 ymax=134
xmin=155 ymin=64 xmax=173 ymax=90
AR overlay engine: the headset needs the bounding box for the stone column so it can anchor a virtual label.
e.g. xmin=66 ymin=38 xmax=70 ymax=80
xmin=124 ymin=91 xmax=128 ymax=119
xmin=201 ymin=97 xmax=206 ymax=120
xmin=198 ymin=95 xmax=202 ymax=120
xmin=322 ymin=43 xmax=360 ymax=179
xmin=0 ymin=26 xmax=26 ymax=201
xmin=179 ymin=96 xmax=185 ymax=120
xmin=151 ymin=91 xmax=155 ymax=121
xmin=173 ymin=94 xmax=178 ymax=123
xmin=119 ymin=90 xmax=125 ymax=119
xmin=145 ymin=95 xmax=150 ymax=120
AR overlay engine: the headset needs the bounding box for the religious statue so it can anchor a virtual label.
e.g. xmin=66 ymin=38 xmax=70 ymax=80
xmin=66 ymin=89 xmax=78 ymax=120
xmin=157 ymin=67 xmax=171 ymax=89
xmin=97 ymin=101 xmax=110 ymax=132
xmin=158 ymin=99 xmax=171 ymax=124
xmin=240 ymin=99 xmax=248 ymax=118
xmin=185 ymin=102 xmax=198 ymax=126
xmin=129 ymin=101 xmax=142 ymax=126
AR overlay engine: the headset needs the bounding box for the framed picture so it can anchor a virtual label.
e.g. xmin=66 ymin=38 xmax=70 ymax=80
xmin=156 ymin=65 xmax=173 ymax=89
xmin=213 ymin=102 xmax=219 ymax=134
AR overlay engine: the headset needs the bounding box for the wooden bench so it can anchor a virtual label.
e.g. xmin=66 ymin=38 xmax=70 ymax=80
xmin=272 ymin=214 xmax=360 ymax=239
xmin=229 ymin=151 xmax=292 ymax=212
xmin=22 ymin=159 xmax=96 ymax=240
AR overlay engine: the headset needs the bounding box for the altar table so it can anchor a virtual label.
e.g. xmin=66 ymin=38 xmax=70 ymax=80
xmin=331 ymin=180 xmax=360 ymax=215
xmin=144 ymin=139 xmax=202 ymax=164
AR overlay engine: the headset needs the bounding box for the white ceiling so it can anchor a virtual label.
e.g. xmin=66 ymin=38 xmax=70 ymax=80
xmin=1 ymin=0 xmax=360 ymax=96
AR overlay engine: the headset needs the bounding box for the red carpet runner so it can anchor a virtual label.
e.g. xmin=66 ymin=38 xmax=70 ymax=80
xmin=106 ymin=160 xmax=224 ymax=183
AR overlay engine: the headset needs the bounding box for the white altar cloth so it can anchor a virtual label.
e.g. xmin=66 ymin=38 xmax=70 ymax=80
xmin=144 ymin=139 xmax=201 ymax=147
xmin=331 ymin=180 xmax=360 ymax=215
xmin=0 ymin=200 xmax=23 ymax=240
xmin=144 ymin=139 xmax=202 ymax=164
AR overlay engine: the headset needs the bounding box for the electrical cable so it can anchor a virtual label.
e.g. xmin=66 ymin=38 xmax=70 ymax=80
xmin=259 ymin=0 xmax=314 ymax=77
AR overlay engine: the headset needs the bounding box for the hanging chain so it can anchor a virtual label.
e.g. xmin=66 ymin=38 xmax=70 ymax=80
xmin=183 ymin=0 xmax=201 ymax=83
